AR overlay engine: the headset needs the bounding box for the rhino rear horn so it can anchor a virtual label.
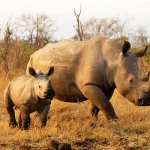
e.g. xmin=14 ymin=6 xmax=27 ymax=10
xmin=122 ymin=41 xmax=131 ymax=55
xmin=134 ymin=45 xmax=149 ymax=57
xmin=46 ymin=66 xmax=54 ymax=77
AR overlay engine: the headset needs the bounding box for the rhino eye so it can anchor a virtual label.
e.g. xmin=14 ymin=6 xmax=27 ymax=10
xmin=129 ymin=79 xmax=133 ymax=83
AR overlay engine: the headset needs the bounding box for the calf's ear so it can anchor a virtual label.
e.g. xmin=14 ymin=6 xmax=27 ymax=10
xmin=134 ymin=45 xmax=148 ymax=57
xmin=28 ymin=67 xmax=37 ymax=77
xmin=46 ymin=66 xmax=54 ymax=77
xmin=122 ymin=41 xmax=131 ymax=55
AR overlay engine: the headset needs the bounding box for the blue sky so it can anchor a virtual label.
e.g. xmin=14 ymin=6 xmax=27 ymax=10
xmin=0 ymin=0 xmax=150 ymax=40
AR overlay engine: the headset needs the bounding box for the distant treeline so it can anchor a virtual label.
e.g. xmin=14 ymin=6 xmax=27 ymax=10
xmin=0 ymin=12 xmax=149 ymax=74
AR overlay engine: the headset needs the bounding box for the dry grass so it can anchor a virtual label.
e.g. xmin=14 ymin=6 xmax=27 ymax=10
xmin=0 ymin=72 xmax=150 ymax=150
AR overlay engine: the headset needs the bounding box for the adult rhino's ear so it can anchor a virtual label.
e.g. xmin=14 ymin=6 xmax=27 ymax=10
xmin=46 ymin=66 xmax=54 ymax=77
xmin=134 ymin=45 xmax=148 ymax=57
xmin=122 ymin=41 xmax=131 ymax=55
xmin=28 ymin=67 xmax=37 ymax=77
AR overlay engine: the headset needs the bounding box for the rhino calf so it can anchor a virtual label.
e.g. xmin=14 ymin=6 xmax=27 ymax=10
xmin=4 ymin=67 xmax=55 ymax=130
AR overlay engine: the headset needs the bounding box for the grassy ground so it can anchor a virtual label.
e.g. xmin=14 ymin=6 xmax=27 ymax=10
xmin=0 ymin=72 xmax=150 ymax=150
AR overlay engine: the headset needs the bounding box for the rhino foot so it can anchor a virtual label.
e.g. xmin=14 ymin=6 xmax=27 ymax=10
xmin=21 ymin=125 xmax=30 ymax=130
xmin=108 ymin=116 xmax=118 ymax=122
xmin=9 ymin=121 xmax=18 ymax=128
xmin=21 ymin=120 xmax=31 ymax=130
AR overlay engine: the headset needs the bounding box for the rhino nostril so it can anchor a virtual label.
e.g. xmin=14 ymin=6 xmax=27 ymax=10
xmin=44 ymin=92 xmax=47 ymax=95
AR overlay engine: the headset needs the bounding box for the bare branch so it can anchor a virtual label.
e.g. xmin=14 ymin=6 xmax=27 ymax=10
xmin=73 ymin=5 xmax=84 ymax=41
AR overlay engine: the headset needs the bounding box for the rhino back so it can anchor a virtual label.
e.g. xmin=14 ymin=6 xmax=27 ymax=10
xmin=28 ymin=40 xmax=82 ymax=70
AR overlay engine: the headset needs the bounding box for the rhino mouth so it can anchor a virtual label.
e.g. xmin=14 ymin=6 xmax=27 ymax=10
xmin=41 ymin=90 xmax=55 ymax=99
xmin=44 ymin=92 xmax=55 ymax=99
xmin=47 ymin=95 xmax=55 ymax=99
xmin=40 ymin=94 xmax=54 ymax=99
xmin=39 ymin=92 xmax=55 ymax=99
xmin=135 ymin=98 xmax=150 ymax=106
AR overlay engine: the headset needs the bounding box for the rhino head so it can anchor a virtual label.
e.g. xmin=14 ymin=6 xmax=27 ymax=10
xmin=115 ymin=42 xmax=150 ymax=106
xmin=28 ymin=67 xmax=55 ymax=99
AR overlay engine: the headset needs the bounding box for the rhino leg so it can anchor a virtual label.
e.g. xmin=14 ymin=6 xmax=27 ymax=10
xmin=20 ymin=105 xmax=31 ymax=130
xmin=82 ymin=85 xmax=118 ymax=120
xmin=38 ymin=104 xmax=50 ymax=127
xmin=5 ymin=99 xmax=17 ymax=128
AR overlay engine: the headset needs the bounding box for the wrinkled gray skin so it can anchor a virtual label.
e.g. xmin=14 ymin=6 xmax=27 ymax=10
xmin=26 ymin=36 xmax=150 ymax=120
xmin=4 ymin=67 xmax=55 ymax=130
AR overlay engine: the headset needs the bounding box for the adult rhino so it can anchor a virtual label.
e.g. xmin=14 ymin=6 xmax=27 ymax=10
xmin=26 ymin=36 xmax=150 ymax=120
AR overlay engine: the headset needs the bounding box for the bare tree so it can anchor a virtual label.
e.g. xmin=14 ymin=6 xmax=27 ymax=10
xmin=16 ymin=14 xmax=35 ymax=44
xmin=0 ymin=17 xmax=26 ymax=73
xmin=82 ymin=17 xmax=130 ymax=40
xmin=16 ymin=13 xmax=56 ymax=48
xmin=73 ymin=5 xmax=84 ymax=41
xmin=128 ymin=26 xmax=149 ymax=74
xmin=131 ymin=26 xmax=149 ymax=48
xmin=34 ymin=13 xmax=56 ymax=48
xmin=0 ymin=19 xmax=13 ymax=73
